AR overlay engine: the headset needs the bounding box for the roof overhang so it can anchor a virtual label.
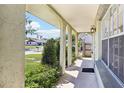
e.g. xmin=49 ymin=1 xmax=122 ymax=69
xmin=26 ymin=4 xmax=109 ymax=33
xmin=26 ymin=4 xmax=60 ymax=29
xmin=95 ymin=4 xmax=110 ymax=21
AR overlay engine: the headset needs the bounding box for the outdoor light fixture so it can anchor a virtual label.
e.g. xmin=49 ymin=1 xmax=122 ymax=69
xmin=90 ymin=25 xmax=96 ymax=33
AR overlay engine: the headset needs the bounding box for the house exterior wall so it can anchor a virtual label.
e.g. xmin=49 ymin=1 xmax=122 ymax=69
xmin=100 ymin=4 xmax=124 ymax=84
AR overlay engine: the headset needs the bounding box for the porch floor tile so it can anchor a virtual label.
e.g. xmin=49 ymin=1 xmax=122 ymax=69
xmin=56 ymin=58 xmax=98 ymax=88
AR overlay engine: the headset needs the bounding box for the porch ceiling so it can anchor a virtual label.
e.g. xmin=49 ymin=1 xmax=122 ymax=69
xmin=51 ymin=4 xmax=99 ymax=32
xmin=26 ymin=4 xmax=99 ymax=33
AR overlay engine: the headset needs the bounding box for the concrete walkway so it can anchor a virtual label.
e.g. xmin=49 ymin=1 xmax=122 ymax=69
xmin=56 ymin=58 xmax=99 ymax=88
xmin=25 ymin=51 xmax=42 ymax=55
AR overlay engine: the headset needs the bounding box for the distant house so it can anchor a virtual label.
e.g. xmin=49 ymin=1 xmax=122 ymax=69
xmin=25 ymin=39 xmax=38 ymax=46
xmin=83 ymin=43 xmax=92 ymax=57
xmin=25 ymin=38 xmax=47 ymax=46
xmin=84 ymin=34 xmax=92 ymax=57
xmin=25 ymin=32 xmax=48 ymax=46
xmin=79 ymin=33 xmax=92 ymax=57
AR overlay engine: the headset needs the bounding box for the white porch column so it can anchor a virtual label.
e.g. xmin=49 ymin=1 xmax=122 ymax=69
xmin=0 ymin=5 xmax=25 ymax=87
xmin=75 ymin=32 xmax=78 ymax=57
xmin=67 ymin=26 xmax=72 ymax=67
xmin=95 ymin=21 xmax=102 ymax=60
xmin=60 ymin=21 xmax=66 ymax=74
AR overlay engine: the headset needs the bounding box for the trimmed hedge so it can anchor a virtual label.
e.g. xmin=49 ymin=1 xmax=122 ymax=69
xmin=42 ymin=39 xmax=57 ymax=66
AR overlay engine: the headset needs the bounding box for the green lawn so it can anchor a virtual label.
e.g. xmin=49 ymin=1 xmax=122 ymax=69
xmin=26 ymin=54 xmax=42 ymax=61
xmin=25 ymin=54 xmax=42 ymax=74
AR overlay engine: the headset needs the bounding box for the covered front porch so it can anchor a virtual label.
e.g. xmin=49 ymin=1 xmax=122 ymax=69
xmin=0 ymin=4 xmax=124 ymax=88
xmin=26 ymin=4 xmax=99 ymax=74
xmin=26 ymin=4 xmax=121 ymax=88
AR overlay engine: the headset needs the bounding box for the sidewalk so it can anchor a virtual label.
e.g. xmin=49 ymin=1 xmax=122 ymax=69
xmin=56 ymin=58 xmax=98 ymax=88
xmin=25 ymin=51 xmax=42 ymax=55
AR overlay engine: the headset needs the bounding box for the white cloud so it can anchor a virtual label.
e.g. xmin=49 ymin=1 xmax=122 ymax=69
xmin=36 ymin=29 xmax=60 ymax=34
xmin=36 ymin=29 xmax=60 ymax=39
xmin=30 ymin=22 xmax=40 ymax=30
xmin=26 ymin=21 xmax=40 ymax=30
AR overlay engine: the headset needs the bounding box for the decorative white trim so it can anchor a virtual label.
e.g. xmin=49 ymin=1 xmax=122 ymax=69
xmin=109 ymin=31 xmax=124 ymax=39
xmin=102 ymin=37 xmax=108 ymax=40
xmin=101 ymin=60 xmax=124 ymax=87
xmin=101 ymin=5 xmax=124 ymax=40
xmin=102 ymin=5 xmax=112 ymax=21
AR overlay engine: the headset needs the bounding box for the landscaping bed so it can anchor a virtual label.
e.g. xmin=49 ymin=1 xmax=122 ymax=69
xmin=25 ymin=54 xmax=61 ymax=88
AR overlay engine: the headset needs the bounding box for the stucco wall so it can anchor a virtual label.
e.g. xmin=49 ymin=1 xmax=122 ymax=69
xmin=0 ymin=5 xmax=25 ymax=88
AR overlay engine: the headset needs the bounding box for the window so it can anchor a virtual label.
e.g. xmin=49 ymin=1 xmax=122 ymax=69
xmin=102 ymin=15 xmax=110 ymax=39
xmin=118 ymin=5 xmax=123 ymax=33
xmin=109 ymin=5 xmax=123 ymax=35
xmin=102 ymin=4 xmax=124 ymax=83
xmin=102 ymin=39 xmax=108 ymax=65
xmin=110 ymin=15 xmax=114 ymax=36
xmin=109 ymin=36 xmax=124 ymax=83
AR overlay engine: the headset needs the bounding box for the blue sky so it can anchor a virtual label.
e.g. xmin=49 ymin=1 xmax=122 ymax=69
xmin=26 ymin=12 xmax=60 ymax=39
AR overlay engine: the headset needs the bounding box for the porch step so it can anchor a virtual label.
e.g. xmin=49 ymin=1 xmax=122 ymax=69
xmin=96 ymin=60 xmax=123 ymax=88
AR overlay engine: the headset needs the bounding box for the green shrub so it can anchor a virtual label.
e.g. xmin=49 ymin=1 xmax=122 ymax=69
xmin=25 ymin=62 xmax=61 ymax=88
xmin=56 ymin=40 xmax=60 ymax=61
xmin=42 ymin=39 xmax=57 ymax=66
xmin=25 ymin=53 xmax=61 ymax=88
xmin=72 ymin=46 xmax=76 ymax=64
